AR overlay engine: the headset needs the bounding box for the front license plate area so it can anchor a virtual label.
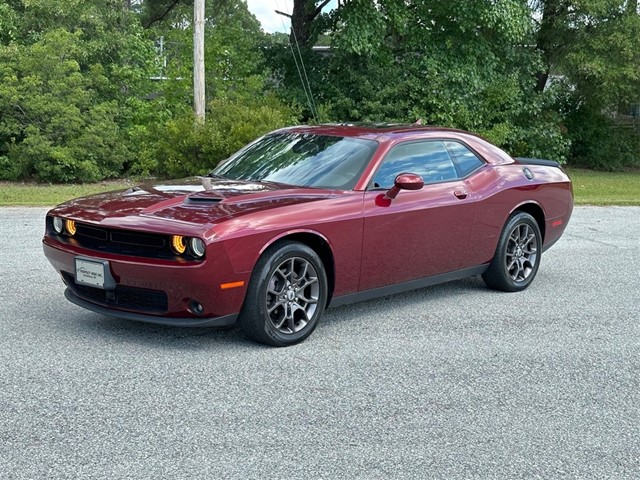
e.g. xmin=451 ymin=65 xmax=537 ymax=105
xmin=75 ymin=258 xmax=107 ymax=289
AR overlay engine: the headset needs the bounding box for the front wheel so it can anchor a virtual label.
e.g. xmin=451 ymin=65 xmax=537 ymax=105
xmin=239 ymin=241 xmax=328 ymax=347
xmin=482 ymin=212 xmax=542 ymax=292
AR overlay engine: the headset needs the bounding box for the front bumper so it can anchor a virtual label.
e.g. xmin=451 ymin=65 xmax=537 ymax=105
xmin=64 ymin=288 xmax=237 ymax=327
xmin=43 ymin=235 xmax=249 ymax=324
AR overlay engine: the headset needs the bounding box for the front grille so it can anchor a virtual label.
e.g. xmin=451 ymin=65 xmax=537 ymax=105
xmin=110 ymin=230 xmax=166 ymax=248
xmin=73 ymin=223 xmax=169 ymax=257
xmin=77 ymin=224 xmax=108 ymax=241
xmin=63 ymin=272 xmax=169 ymax=313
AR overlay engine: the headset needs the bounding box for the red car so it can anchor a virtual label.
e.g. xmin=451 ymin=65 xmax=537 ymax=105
xmin=43 ymin=124 xmax=573 ymax=346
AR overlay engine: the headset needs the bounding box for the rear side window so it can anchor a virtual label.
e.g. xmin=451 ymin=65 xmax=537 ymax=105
xmin=372 ymin=140 xmax=458 ymax=189
xmin=444 ymin=141 xmax=485 ymax=178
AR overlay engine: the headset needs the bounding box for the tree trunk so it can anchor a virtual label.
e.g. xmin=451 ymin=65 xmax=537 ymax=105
xmin=290 ymin=0 xmax=333 ymax=46
xmin=535 ymin=69 xmax=550 ymax=93
xmin=534 ymin=0 xmax=565 ymax=93
xmin=194 ymin=0 xmax=206 ymax=123
xmin=290 ymin=0 xmax=312 ymax=45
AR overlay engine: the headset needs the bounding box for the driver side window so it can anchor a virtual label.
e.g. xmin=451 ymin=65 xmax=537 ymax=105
xmin=372 ymin=140 xmax=458 ymax=189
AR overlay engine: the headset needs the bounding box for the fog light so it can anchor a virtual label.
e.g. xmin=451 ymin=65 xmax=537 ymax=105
xmin=171 ymin=235 xmax=186 ymax=254
xmin=188 ymin=300 xmax=204 ymax=316
xmin=65 ymin=219 xmax=77 ymax=236
xmin=189 ymin=237 xmax=206 ymax=258
xmin=52 ymin=217 xmax=64 ymax=234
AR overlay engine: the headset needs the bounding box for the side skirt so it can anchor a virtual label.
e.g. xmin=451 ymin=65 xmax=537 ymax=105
xmin=329 ymin=264 xmax=489 ymax=308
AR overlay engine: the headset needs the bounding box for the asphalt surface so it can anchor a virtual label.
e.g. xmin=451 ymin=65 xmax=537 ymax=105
xmin=0 ymin=206 xmax=638 ymax=479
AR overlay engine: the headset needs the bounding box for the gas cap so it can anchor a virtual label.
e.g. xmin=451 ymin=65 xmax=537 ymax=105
xmin=523 ymin=167 xmax=534 ymax=180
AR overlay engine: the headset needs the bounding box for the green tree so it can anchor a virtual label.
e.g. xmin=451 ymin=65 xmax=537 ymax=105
xmin=131 ymin=0 xmax=299 ymax=175
xmin=0 ymin=30 xmax=126 ymax=181
xmin=532 ymin=0 xmax=640 ymax=168
xmin=143 ymin=0 xmax=267 ymax=105
xmin=0 ymin=0 xmax=159 ymax=181
xmin=267 ymin=0 xmax=570 ymax=161
xmin=150 ymin=95 xmax=299 ymax=178
xmin=0 ymin=1 xmax=20 ymax=45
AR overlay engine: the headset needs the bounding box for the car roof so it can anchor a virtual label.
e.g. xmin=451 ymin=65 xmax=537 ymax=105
xmin=276 ymin=123 xmax=481 ymax=141
xmin=274 ymin=123 xmax=516 ymax=167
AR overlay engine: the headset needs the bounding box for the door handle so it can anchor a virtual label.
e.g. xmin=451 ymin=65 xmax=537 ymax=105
xmin=454 ymin=189 xmax=468 ymax=199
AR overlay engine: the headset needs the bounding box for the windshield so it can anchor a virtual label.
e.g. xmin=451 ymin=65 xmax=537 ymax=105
xmin=212 ymin=132 xmax=378 ymax=189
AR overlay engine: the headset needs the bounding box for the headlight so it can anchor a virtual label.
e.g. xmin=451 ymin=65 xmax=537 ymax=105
xmin=171 ymin=235 xmax=187 ymax=255
xmin=52 ymin=217 xmax=64 ymax=234
xmin=189 ymin=238 xmax=206 ymax=258
xmin=65 ymin=219 xmax=77 ymax=236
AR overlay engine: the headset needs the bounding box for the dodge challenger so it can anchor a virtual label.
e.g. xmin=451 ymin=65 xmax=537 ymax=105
xmin=43 ymin=124 xmax=573 ymax=346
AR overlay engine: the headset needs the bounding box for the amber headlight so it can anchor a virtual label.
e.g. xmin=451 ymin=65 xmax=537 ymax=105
xmin=171 ymin=235 xmax=187 ymax=255
xmin=52 ymin=217 xmax=64 ymax=234
xmin=65 ymin=219 xmax=77 ymax=236
xmin=189 ymin=238 xmax=206 ymax=258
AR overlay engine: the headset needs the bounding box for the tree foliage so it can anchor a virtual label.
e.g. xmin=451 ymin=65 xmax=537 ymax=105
xmin=530 ymin=0 xmax=640 ymax=168
xmin=0 ymin=0 xmax=637 ymax=182
xmin=270 ymin=0 xmax=639 ymax=168
xmin=0 ymin=0 xmax=298 ymax=182
xmin=150 ymin=95 xmax=298 ymax=178
xmin=146 ymin=0 xmax=267 ymax=104
xmin=268 ymin=0 xmax=570 ymax=161
xmin=0 ymin=1 xmax=158 ymax=182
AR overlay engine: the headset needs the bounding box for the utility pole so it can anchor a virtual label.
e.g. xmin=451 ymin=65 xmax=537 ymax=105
xmin=194 ymin=0 xmax=206 ymax=123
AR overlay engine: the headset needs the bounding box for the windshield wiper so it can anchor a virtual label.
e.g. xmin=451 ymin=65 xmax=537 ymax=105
xmin=205 ymin=172 xmax=226 ymax=179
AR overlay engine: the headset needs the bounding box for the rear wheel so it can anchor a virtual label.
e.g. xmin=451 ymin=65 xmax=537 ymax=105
xmin=239 ymin=241 xmax=328 ymax=347
xmin=482 ymin=212 xmax=542 ymax=292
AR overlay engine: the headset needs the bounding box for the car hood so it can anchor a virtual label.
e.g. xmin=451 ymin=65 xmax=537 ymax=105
xmin=48 ymin=177 xmax=338 ymax=231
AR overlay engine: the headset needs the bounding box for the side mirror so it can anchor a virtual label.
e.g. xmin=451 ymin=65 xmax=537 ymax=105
xmin=384 ymin=173 xmax=424 ymax=200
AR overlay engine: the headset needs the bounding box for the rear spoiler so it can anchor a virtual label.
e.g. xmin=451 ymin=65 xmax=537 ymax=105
xmin=515 ymin=157 xmax=561 ymax=168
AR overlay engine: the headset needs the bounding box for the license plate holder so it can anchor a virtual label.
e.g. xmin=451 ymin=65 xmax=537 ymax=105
xmin=75 ymin=258 xmax=109 ymax=289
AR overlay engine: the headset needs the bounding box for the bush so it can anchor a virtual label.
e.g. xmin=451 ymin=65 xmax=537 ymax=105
xmin=566 ymin=106 xmax=640 ymax=171
xmin=0 ymin=28 xmax=155 ymax=183
xmin=151 ymin=95 xmax=299 ymax=178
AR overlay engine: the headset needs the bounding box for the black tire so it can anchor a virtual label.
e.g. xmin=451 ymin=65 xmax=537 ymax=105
xmin=482 ymin=212 xmax=542 ymax=292
xmin=238 ymin=241 xmax=328 ymax=347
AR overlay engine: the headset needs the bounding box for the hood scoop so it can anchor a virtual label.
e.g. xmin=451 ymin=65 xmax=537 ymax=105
xmin=184 ymin=191 xmax=224 ymax=204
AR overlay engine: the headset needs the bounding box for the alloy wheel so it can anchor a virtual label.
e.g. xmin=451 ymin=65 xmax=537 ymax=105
xmin=266 ymin=256 xmax=320 ymax=334
xmin=505 ymin=223 xmax=538 ymax=282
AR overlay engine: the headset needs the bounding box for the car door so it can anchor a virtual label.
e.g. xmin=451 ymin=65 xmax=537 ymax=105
xmin=359 ymin=139 xmax=476 ymax=291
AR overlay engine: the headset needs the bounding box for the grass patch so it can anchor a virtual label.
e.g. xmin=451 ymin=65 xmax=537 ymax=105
xmin=0 ymin=181 xmax=133 ymax=207
xmin=566 ymin=168 xmax=640 ymax=206
xmin=0 ymin=169 xmax=638 ymax=206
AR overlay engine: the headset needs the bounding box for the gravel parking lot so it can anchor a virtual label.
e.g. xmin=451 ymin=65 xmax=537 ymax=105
xmin=0 ymin=206 xmax=638 ymax=479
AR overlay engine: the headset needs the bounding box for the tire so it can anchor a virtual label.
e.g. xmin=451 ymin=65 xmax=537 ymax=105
xmin=482 ymin=212 xmax=542 ymax=292
xmin=238 ymin=241 xmax=328 ymax=347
